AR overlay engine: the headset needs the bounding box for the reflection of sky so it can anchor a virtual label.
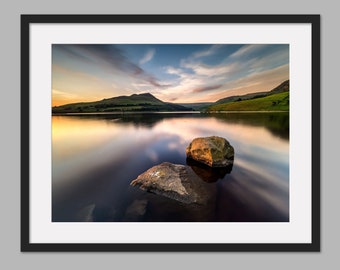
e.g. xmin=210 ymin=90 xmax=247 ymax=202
xmin=154 ymin=117 xmax=289 ymax=214
xmin=52 ymin=114 xmax=289 ymax=221
xmin=154 ymin=116 xmax=289 ymax=155
xmin=53 ymin=115 xmax=288 ymax=184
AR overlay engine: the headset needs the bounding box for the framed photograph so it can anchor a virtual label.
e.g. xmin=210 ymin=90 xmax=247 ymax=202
xmin=21 ymin=15 xmax=320 ymax=251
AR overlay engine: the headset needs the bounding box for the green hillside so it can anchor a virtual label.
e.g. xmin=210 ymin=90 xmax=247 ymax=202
xmin=213 ymin=80 xmax=289 ymax=106
xmin=214 ymin=91 xmax=269 ymax=105
xmin=206 ymin=92 xmax=289 ymax=112
xmin=52 ymin=93 xmax=191 ymax=113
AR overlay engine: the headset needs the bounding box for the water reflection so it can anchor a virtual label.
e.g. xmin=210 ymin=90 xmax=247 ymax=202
xmin=52 ymin=112 xmax=289 ymax=222
xmin=186 ymin=158 xmax=233 ymax=183
xmin=210 ymin=112 xmax=289 ymax=140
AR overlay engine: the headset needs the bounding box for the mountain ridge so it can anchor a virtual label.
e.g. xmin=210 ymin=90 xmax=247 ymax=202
xmin=213 ymin=80 xmax=289 ymax=106
xmin=52 ymin=80 xmax=289 ymax=113
xmin=206 ymin=80 xmax=289 ymax=112
xmin=52 ymin=92 xmax=191 ymax=113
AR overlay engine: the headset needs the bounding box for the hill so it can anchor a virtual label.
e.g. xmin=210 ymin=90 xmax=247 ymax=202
xmin=52 ymin=93 xmax=191 ymax=113
xmin=206 ymin=92 xmax=289 ymax=112
xmin=206 ymin=80 xmax=289 ymax=112
xmin=213 ymin=80 xmax=289 ymax=106
xmin=268 ymin=80 xmax=289 ymax=94
xmin=213 ymin=91 xmax=269 ymax=105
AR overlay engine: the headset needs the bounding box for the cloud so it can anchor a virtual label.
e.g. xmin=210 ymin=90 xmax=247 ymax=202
xmin=53 ymin=44 xmax=168 ymax=89
xmin=161 ymin=60 xmax=232 ymax=102
xmin=166 ymin=66 xmax=184 ymax=77
xmin=52 ymin=89 xmax=77 ymax=99
xmin=53 ymin=44 xmax=289 ymax=104
xmin=183 ymin=61 xmax=238 ymax=77
xmin=247 ymin=46 xmax=289 ymax=72
xmin=192 ymin=84 xmax=223 ymax=93
xmin=139 ymin=49 xmax=155 ymax=65
xmin=168 ymin=97 xmax=178 ymax=102
xmin=192 ymin=44 xmax=223 ymax=58
xmin=159 ymin=44 xmax=289 ymax=103
xmin=52 ymin=88 xmax=82 ymax=106
xmin=206 ymin=64 xmax=289 ymax=101
xmin=229 ymin=44 xmax=269 ymax=58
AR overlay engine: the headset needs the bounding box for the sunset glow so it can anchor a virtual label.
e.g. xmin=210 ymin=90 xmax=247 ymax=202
xmin=52 ymin=44 xmax=289 ymax=106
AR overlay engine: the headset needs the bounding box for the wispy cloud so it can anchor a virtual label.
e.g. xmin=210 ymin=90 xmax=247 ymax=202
xmin=52 ymin=89 xmax=77 ymax=99
xmin=205 ymin=64 xmax=289 ymax=101
xmin=166 ymin=66 xmax=184 ymax=77
xmin=52 ymin=89 xmax=81 ymax=106
xmin=140 ymin=49 xmax=155 ymax=65
xmin=192 ymin=84 xmax=223 ymax=93
xmin=192 ymin=44 xmax=223 ymax=58
xmin=53 ymin=45 xmax=168 ymax=89
xmin=162 ymin=58 xmax=235 ymax=101
xmin=182 ymin=61 xmax=238 ymax=77
xmin=53 ymin=44 xmax=289 ymax=104
xmin=229 ymin=44 xmax=269 ymax=58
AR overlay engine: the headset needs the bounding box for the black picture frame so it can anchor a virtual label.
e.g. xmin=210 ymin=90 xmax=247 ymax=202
xmin=21 ymin=14 xmax=320 ymax=252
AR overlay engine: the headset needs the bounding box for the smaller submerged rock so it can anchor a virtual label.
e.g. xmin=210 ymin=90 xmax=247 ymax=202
xmin=186 ymin=136 xmax=234 ymax=167
xmin=130 ymin=162 xmax=215 ymax=205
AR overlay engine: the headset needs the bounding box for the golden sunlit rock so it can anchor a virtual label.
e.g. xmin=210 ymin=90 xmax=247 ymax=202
xmin=186 ymin=136 xmax=234 ymax=167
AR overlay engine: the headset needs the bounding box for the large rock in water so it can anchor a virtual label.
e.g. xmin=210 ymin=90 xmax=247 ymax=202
xmin=130 ymin=162 xmax=215 ymax=205
xmin=186 ymin=136 xmax=234 ymax=167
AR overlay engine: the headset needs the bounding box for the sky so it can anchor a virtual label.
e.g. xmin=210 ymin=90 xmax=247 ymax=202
xmin=52 ymin=44 xmax=289 ymax=106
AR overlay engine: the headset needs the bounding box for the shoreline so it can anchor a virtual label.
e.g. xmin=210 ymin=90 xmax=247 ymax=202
xmin=204 ymin=110 xmax=289 ymax=113
xmin=51 ymin=110 xmax=289 ymax=116
xmin=51 ymin=111 xmax=202 ymax=116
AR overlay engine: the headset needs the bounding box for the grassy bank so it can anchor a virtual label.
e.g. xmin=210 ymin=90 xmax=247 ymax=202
xmin=206 ymin=92 xmax=289 ymax=112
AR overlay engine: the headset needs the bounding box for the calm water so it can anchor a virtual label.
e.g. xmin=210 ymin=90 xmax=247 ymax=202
xmin=52 ymin=112 xmax=289 ymax=222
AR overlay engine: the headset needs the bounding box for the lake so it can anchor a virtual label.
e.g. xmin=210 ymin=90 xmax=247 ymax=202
xmin=52 ymin=112 xmax=289 ymax=222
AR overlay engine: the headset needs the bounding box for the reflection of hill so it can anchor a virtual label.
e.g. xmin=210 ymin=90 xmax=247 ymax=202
xmin=58 ymin=112 xmax=289 ymax=140
xmin=115 ymin=113 xmax=193 ymax=128
xmin=210 ymin=112 xmax=289 ymax=140
xmin=60 ymin=113 xmax=201 ymax=128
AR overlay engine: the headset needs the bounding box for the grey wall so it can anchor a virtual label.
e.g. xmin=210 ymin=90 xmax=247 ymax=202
xmin=1 ymin=0 xmax=336 ymax=269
